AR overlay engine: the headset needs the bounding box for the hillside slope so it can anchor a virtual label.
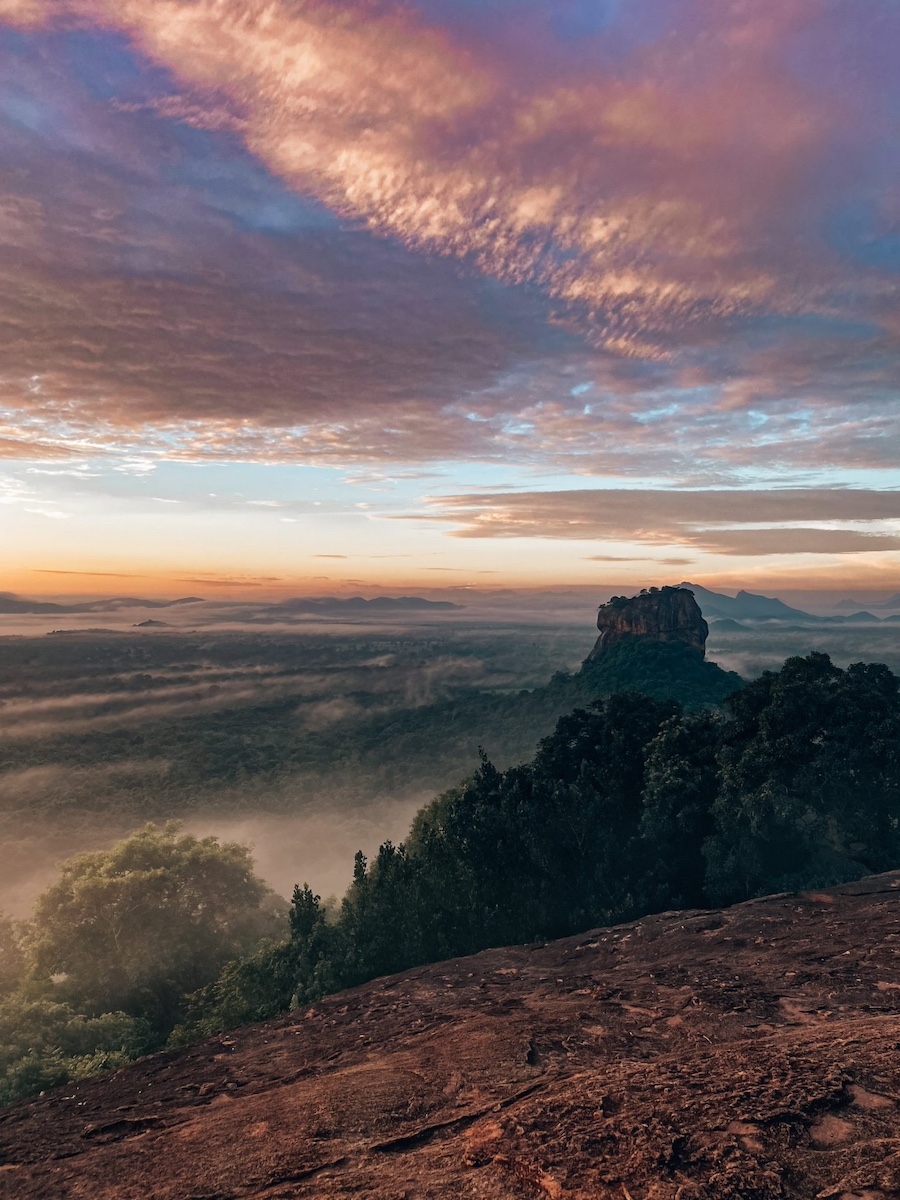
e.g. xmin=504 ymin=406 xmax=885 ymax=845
xmin=2 ymin=874 xmax=900 ymax=1199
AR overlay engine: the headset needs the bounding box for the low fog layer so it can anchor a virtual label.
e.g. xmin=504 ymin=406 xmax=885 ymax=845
xmin=707 ymin=623 xmax=900 ymax=679
xmin=0 ymin=589 xmax=599 ymax=639
xmin=4 ymin=595 xmax=900 ymax=920
xmin=2 ymin=797 xmax=427 ymax=920
xmin=186 ymin=801 xmax=427 ymax=909
xmin=0 ymin=616 xmax=591 ymax=916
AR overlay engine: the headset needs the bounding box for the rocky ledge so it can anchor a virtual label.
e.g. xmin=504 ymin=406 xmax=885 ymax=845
xmin=2 ymin=873 xmax=900 ymax=1199
xmin=588 ymin=585 xmax=709 ymax=661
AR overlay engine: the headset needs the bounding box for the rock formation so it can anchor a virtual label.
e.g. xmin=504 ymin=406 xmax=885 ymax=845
xmin=3 ymin=872 xmax=900 ymax=1199
xmin=588 ymin=584 xmax=708 ymax=660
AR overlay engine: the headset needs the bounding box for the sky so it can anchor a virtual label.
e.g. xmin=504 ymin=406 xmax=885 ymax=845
xmin=1 ymin=0 xmax=899 ymax=598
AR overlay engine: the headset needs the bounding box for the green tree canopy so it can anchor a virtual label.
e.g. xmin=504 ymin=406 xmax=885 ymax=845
xmin=184 ymin=653 xmax=900 ymax=1044
xmin=28 ymin=823 xmax=279 ymax=1035
xmin=0 ymin=997 xmax=149 ymax=1106
xmin=705 ymin=652 xmax=900 ymax=902
xmin=0 ymin=916 xmax=24 ymax=999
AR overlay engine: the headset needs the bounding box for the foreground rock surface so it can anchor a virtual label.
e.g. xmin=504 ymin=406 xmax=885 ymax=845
xmin=589 ymin=586 xmax=709 ymax=660
xmin=2 ymin=875 xmax=900 ymax=1200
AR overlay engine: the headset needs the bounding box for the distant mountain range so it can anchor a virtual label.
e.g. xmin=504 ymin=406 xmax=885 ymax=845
xmin=3 ymin=585 xmax=893 ymax=624
xmin=679 ymin=582 xmax=819 ymax=622
xmin=0 ymin=595 xmax=204 ymax=615
xmin=680 ymin=582 xmax=883 ymax=624
xmin=0 ymin=593 xmax=464 ymax=619
xmin=832 ymin=594 xmax=900 ymax=612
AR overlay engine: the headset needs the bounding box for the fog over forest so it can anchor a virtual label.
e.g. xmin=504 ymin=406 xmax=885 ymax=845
xmin=3 ymin=587 xmax=900 ymax=917
xmin=0 ymin=600 xmax=589 ymax=915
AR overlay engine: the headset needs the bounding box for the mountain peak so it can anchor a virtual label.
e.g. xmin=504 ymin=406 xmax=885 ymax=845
xmin=589 ymin=585 xmax=708 ymax=659
xmin=679 ymin=582 xmax=814 ymax=622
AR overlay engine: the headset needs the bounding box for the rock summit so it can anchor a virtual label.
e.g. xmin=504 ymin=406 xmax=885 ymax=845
xmin=588 ymin=584 xmax=709 ymax=661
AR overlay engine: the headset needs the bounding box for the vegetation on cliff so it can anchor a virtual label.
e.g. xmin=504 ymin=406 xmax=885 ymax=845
xmin=177 ymin=651 xmax=900 ymax=1041
xmin=3 ymin=648 xmax=898 ymax=1105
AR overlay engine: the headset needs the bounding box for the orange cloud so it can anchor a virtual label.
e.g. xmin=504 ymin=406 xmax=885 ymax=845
xmin=0 ymin=436 xmax=81 ymax=459
xmin=0 ymin=0 xmax=46 ymax=22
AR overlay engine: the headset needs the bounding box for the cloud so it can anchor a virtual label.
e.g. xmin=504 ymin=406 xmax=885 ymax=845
xmin=419 ymin=488 xmax=900 ymax=556
xmin=174 ymin=576 xmax=276 ymax=587
xmin=584 ymin=555 xmax=695 ymax=565
xmin=32 ymin=569 xmax=148 ymax=578
xmin=0 ymin=24 xmax=568 ymax=464
xmin=0 ymin=0 xmax=897 ymax=486
xmin=0 ymin=1 xmax=45 ymax=19
xmin=702 ymin=529 xmax=900 ymax=556
xmin=0 ymin=435 xmax=84 ymax=460
xmin=18 ymin=1 xmax=899 ymax=347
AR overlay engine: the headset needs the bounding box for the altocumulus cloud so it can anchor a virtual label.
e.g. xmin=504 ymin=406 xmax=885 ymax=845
xmin=0 ymin=0 xmax=897 ymax=495
xmin=11 ymin=0 xmax=891 ymax=343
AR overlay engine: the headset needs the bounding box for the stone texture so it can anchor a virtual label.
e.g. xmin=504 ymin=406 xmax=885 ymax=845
xmin=588 ymin=585 xmax=709 ymax=660
xmin=3 ymin=873 xmax=900 ymax=1199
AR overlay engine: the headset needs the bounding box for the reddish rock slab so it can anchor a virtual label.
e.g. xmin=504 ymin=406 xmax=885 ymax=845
xmin=2 ymin=873 xmax=900 ymax=1199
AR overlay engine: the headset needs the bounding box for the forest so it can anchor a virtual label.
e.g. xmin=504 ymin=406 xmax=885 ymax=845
xmin=0 ymin=624 xmax=737 ymax=918
xmin=2 ymin=647 xmax=899 ymax=1105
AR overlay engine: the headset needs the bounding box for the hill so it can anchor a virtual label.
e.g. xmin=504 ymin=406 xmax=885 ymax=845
xmin=834 ymin=593 xmax=900 ymax=612
xmin=709 ymin=616 xmax=746 ymax=632
xmin=679 ymin=582 xmax=817 ymax=622
xmin=2 ymin=871 xmax=899 ymax=1199
xmin=589 ymin=586 xmax=708 ymax=658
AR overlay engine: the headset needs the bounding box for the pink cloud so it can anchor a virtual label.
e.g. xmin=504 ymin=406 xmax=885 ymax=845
xmin=4 ymin=0 xmax=891 ymax=351
xmin=0 ymin=0 xmax=897 ymax=483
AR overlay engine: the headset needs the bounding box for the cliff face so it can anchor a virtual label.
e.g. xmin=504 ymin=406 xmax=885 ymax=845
xmin=588 ymin=585 xmax=708 ymax=660
xmin=3 ymin=872 xmax=900 ymax=1200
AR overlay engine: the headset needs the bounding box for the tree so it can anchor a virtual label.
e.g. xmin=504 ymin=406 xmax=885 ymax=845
xmin=639 ymin=711 xmax=722 ymax=911
xmin=172 ymin=883 xmax=343 ymax=1043
xmin=0 ymin=997 xmax=150 ymax=1106
xmin=0 ymin=916 xmax=25 ymax=999
xmin=705 ymin=654 xmax=900 ymax=904
xmin=27 ymin=823 xmax=280 ymax=1037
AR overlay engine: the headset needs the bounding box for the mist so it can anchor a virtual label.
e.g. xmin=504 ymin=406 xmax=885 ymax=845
xmin=185 ymin=799 xmax=427 ymax=909
xmin=5 ymin=598 xmax=900 ymax=926
xmin=707 ymin=623 xmax=900 ymax=679
xmin=0 ymin=614 xmax=591 ymax=921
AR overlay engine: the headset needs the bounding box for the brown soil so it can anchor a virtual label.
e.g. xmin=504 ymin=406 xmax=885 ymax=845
xmin=2 ymin=873 xmax=900 ymax=1199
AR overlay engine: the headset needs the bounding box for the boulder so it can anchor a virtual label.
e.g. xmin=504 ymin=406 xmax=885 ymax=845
xmin=588 ymin=585 xmax=708 ymax=660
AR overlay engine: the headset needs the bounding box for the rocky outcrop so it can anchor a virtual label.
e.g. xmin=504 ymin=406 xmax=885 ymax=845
xmin=588 ymin=584 xmax=708 ymax=660
xmin=4 ymin=872 xmax=900 ymax=1199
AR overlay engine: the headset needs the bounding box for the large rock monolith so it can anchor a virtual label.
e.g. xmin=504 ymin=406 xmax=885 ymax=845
xmin=587 ymin=585 xmax=708 ymax=660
